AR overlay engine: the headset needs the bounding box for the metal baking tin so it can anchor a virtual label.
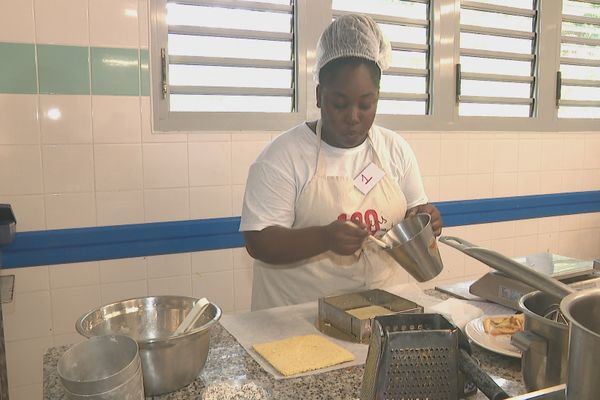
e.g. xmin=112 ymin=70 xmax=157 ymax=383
xmin=317 ymin=289 xmax=423 ymax=343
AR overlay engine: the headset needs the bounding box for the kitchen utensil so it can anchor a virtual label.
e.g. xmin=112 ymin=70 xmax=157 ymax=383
xmin=346 ymin=222 xmax=391 ymax=249
xmin=439 ymin=236 xmax=575 ymax=311
xmin=512 ymin=291 xmax=569 ymax=391
xmin=75 ymin=296 xmax=221 ymax=396
xmin=467 ymin=252 xmax=597 ymax=311
xmin=560 ymin=289 xmax=600 ymax=400
xmin=172 ymin=297 xmax=210 ymax=336
xmin=317 ymin=288 xmax=422 ymax=343
xmin=360 ymin=313 xmax=460 ymax=400
xmin=360 ymin=313 xmax=508 ymax=400
xmin=382 ymin=213 xmax=443 ymax=282
xmin=366 ymin=234 xmax=391 ymax=249
xmin=57 ymin=334 xmax=144 ymax=399
xmin=439 ymin=236 xmax=585 ymax=393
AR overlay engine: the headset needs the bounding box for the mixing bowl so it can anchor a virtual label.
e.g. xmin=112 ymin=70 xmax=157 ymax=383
xmin=75 ymin=296 xmax=222 ymax=396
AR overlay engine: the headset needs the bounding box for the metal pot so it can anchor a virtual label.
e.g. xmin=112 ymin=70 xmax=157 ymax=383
xmin=560 ymin=289 xmax=600 ymax=400
xmin=75 ymin=296 xmax=222 ymax=396
xmin=511 ymin=291 xmax=568 ymax=391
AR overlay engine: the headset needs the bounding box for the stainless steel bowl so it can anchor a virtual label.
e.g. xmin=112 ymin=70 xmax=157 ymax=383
xmin=75 ymin=296 xmax=222 ymax=396
xmin=57 ymin=334 xmax=142 ymax=397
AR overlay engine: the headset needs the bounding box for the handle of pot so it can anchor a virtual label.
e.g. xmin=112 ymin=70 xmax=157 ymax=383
xmin=458 ymin=349 xmax=509 ymax=400
xmin=439 ymin=236 xmax=479 ymax=251
xmin=511 ymin=330 xmax=548 ymax=356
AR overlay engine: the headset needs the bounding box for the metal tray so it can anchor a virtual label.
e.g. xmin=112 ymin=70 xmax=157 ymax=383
xmin=317 ymin=289 xmax=422 ymax=343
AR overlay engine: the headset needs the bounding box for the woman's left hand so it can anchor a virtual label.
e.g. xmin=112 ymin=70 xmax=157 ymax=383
xmin=405 ymin=203 xmax=442 ymax=236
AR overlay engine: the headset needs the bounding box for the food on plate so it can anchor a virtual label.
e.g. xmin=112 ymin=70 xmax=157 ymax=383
xmin=253 ymin=334 xmax=354 ymax=376
xmin=483 ymin=314 xmax=525 ymax=336
xmin=346 ymin=305 xmax=393 ymax=320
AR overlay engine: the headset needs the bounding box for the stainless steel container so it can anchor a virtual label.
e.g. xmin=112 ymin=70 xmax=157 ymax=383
xmin=57 ymin=334 xmax=144 ymax=400
xmin=512 ymin=291 xmax=569 ymax=391
xmin=560 ymin=289 xmax=600 ymax=400
xmin=383 ymin=213 xmax=443 ymax=282
xmin=75 ymin=296 xmax=221 ymax=396
xmin=317 ymin=288 xmax=423 ymax=343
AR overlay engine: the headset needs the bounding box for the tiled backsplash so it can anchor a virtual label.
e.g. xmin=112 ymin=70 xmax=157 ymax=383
xmin=1 ymin=0 xmax=600 ymax=399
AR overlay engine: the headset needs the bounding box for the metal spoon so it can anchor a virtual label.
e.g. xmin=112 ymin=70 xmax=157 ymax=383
xmin=366 ymin=234 xmax=392 ymax=249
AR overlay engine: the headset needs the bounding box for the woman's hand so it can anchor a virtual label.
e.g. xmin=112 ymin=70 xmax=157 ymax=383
xmin=323 ymin=220 xmax=369 ymax=255
xmin=405 ymin=203 xmax=443 ymax=236
xmin=244 ymin=221 xmax=370 ymax=264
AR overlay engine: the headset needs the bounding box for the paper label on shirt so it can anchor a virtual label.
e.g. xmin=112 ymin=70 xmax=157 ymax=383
xmin=353 ymin=162 xmax=385 ymax=195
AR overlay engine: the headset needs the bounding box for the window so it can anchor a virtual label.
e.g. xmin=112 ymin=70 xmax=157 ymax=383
xmin=457 ymin=0 xmax=538 ymax=117
xmin=151 ymin=0 xmax=303 ymax=131
xmin=149 ymin=0 xmax=598 ymax=132
xmin=557 ymin=0 xmax=600 ymax=119
xmin=332 ymin=0 xmax=432 ymax=116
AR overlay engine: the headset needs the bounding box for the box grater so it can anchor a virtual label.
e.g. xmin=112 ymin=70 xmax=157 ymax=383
xmin=360 ymin=313 xmax=460 ymax=400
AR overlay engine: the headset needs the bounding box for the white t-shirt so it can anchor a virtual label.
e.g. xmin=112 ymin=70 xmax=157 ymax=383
xmin=240 ymin=122 xmax=428 ymax=231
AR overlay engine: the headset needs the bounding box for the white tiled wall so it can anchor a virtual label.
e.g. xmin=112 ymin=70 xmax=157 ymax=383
xmin=1 ymin=1 xmax=600 ymax=399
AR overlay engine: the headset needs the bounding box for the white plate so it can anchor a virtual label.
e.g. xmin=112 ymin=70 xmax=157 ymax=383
xmin=464 ymin=315 xmax=522 ymax=359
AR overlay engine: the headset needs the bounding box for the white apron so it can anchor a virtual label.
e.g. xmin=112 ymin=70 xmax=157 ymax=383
xmin=251 ymin=121 xmax=409 ymax=310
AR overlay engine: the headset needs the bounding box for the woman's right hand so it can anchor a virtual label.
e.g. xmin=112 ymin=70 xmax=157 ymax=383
xmin=323 ymin=220 xmax=369 ymax=255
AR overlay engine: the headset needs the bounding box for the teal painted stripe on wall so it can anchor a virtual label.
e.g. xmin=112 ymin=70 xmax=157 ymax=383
xmin=1 ymin=191 xmax=599 ymax=269
xmin=38 ymin=44 xmax=90 ymax=95
xmin=0 ymin=42 xmax=37 ymax=94
xmin=0 ymin=42 xmax=149 ymax=96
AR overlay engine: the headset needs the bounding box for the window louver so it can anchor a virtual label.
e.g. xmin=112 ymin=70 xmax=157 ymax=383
xmin=164 ymin=0 xmax=295 ymax=113
xmin=332 ymin=0 xmax=432 ymax=116
xmin=458 ymin=0 xmax=538 ymax=117
xmin=558 ymin=0 xmax=600 ymax=119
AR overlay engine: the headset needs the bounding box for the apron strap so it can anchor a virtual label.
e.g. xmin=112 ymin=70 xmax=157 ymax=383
xmin=315 ymin=120 xmax=391 ymax=178
xmin=314 ymin=119 xmax=326 ymax=177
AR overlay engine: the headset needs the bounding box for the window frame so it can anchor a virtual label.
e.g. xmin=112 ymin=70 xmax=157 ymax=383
xmin=149 ymin=0 xmax=599 ymax=133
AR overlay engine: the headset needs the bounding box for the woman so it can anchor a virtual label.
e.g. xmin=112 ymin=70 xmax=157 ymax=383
xmin=240 ymin=14 xmax=442 ymax=310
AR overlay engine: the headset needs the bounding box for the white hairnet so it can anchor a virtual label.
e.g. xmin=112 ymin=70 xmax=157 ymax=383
xmin=314 ymin=14 xmax=391 ymax=83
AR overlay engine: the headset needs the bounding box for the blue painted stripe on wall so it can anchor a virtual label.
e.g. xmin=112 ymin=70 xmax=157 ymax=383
xmin=436 ymin=191 xmax=600 ymax=226
xmin=1 ymin=191 xmax=599 ymax=269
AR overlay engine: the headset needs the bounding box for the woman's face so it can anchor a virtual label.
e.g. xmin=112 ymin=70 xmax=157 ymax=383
xmin=317 ymin=63 xmax=379 ymax=148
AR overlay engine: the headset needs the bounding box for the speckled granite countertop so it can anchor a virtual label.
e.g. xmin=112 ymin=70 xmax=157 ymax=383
xmin=43 ymin=291 xmax=527 ymax=400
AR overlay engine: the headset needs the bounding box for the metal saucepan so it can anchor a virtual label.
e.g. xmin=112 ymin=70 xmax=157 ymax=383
xmin=512 ymin=291 xmax=569 ymax=391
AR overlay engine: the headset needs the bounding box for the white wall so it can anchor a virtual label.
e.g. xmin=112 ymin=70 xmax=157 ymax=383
xmin=0 ymin=0 xmax=599 ymax=398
